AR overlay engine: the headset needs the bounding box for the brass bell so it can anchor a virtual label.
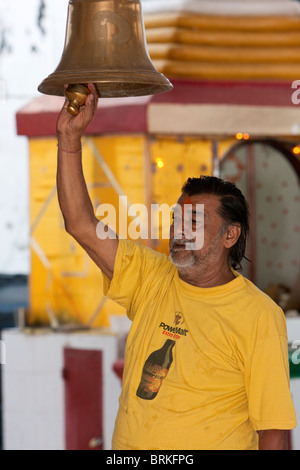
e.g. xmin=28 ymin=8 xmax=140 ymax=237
xmin=38 ymin=0 xmax=173 ymax=113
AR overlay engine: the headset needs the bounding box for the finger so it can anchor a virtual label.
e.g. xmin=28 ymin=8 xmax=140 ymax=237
xmin=58 ymin=99 xmax=69 ymax=117
xmin=81 ymin=93 xmax=97 ymax=121
xmin=87 ymin=84 xmax=100 ymax=105
xmin=86 ymin=89 xmax=99 ymax=114
xmin=87 ymin=83 xmax=98 ymax=95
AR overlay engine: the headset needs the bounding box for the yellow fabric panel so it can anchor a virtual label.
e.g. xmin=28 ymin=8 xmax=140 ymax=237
xmin=150 ymin=60 xmax=300 ymax=81
xmin=29 ymin=139 xmax=57 ymax=228
xmin=28 ymin=136 xmax=145 ymax=326
xmin=144 ymin=13 xmax=300 ymax=32
xmin=148 ymin=44 xmax=300 ymax=64
xmin=144 ymin=13 xmax=300 ymax=81
xmin=90 ymin=135 xmax=146 ymax=206
xmin=146 ymin=28 xmax=300 ymax=48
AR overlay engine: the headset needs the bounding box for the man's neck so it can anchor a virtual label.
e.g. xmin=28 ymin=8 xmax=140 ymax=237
xmin=177 ymin=265 xmax=235 ymax=288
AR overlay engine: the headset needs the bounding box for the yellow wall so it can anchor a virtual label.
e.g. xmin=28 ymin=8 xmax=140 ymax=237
xmin=28 ymin=134 xmax=235 ymax=327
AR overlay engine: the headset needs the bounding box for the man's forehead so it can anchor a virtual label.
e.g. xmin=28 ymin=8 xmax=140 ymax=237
xmin=178 ymin=195 xmax=192 ymax=206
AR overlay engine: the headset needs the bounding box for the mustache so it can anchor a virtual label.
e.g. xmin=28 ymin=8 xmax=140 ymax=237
xmin=169 ymin=238 xmax=195 ymax=249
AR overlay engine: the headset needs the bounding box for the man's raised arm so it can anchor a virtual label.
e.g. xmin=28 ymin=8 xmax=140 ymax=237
xmin=56 ymin=84 xmax=118 ymax=280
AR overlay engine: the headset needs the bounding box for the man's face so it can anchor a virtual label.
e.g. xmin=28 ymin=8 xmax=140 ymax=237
xmin=169 ymin=193 xmax=226 ymax=270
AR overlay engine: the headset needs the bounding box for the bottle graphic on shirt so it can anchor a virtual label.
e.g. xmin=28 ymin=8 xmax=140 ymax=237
xmin=136 ymin=339 xmax=175 ymax=400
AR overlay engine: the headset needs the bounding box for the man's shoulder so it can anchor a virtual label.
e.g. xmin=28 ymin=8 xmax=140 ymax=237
xmin=241 ymin=275 xmax=284 ymax=317
xmin=236 ymin=275 xmax=287 ymax=340
xmin=119 ymin=239 xmax=173 ymax=269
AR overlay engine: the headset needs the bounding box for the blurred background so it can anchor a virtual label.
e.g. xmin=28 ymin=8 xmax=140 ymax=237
xmin=0 ymin=0 xmax=300 ymax=451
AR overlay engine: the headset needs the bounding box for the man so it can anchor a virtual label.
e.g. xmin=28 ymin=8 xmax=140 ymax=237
xmin=56 ymin=84 xmax=297 ymax=450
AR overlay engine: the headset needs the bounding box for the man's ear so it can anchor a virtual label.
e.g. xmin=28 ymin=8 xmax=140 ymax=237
xmin=224 ymin=224 xmax=241 ymax=248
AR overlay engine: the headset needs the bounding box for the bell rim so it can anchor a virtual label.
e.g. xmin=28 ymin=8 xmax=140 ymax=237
xmin=38 ymin=70 xmax=173 ymax=98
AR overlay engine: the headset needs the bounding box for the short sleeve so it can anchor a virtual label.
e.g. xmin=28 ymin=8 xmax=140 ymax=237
xmin=102 ymin=239 xmax=172 ymax=320
xmin=245 ymin=308 xmax=297 ymax=430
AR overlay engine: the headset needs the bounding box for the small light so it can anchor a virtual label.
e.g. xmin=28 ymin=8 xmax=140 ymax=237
xmin=235 ymin=132 xmax=250 ymax=141
xmin=156 ymin=158 xmax=164 ymax=169
xmin=293 ymin=146 xmax=300 ymax=155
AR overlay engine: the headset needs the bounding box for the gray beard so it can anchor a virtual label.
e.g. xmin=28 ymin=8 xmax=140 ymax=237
xmin=169 ymin=249 xmax=197 ymax=269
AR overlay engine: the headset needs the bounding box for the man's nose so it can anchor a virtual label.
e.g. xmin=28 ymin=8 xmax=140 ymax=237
xmin=173 ymin=217 xmax=187 ymax=240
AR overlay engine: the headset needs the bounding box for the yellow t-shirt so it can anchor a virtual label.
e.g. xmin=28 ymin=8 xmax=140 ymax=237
xmin=104 ymin=240 xmax=297 ymax=450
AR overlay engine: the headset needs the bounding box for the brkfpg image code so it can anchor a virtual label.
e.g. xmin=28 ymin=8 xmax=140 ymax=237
xmin=0 ymin=340 xmax=6 ymax=365
xmin=150 ymin=455 xmax=194 ymax=465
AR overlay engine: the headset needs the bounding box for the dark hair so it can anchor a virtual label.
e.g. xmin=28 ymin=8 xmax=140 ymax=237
xmin=181 ymin=175 xmax=250 ymax=270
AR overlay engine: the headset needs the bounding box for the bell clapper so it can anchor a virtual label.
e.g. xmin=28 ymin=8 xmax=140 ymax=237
xmin=65 ymin=84 xmax=91 ymax=116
